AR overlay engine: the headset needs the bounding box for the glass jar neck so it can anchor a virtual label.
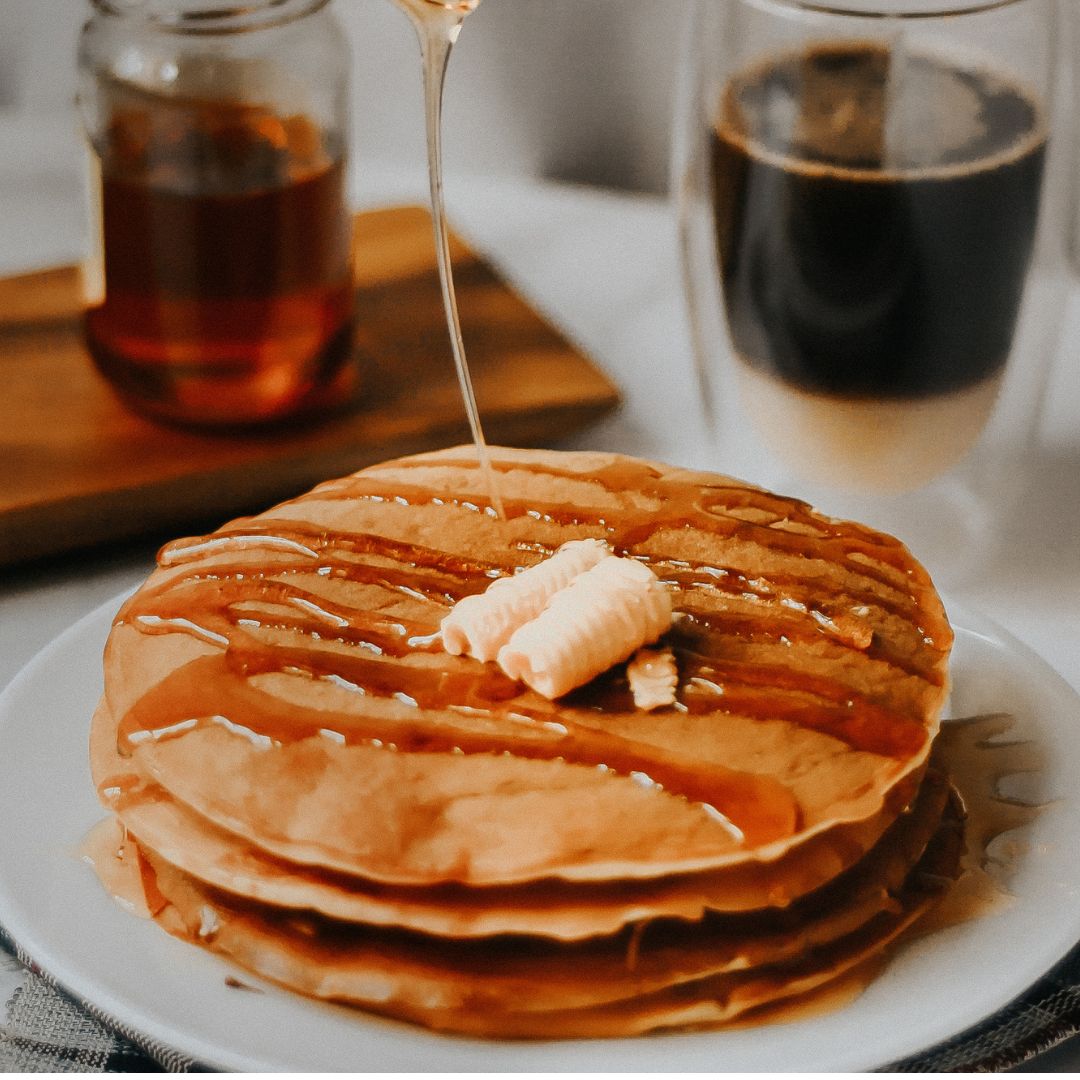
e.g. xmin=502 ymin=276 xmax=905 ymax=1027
xmin=89 ymin=0 xmax=331 ymax=33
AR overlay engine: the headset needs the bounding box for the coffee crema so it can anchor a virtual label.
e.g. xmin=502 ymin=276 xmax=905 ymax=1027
xmin=711 ymin=42 xmax=1046 ymax=491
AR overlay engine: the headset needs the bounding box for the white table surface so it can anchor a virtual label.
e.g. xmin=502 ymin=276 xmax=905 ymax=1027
xmin=1 ymin=167 xmax=1079 ymax=1070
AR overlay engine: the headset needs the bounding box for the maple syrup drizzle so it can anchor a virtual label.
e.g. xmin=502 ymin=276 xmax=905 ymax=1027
xmin=657 ymin=560 xmax=920 ymax=629
xmin=369 ymin=455 xmax=918 ymax=556
xmin=78 ymin=817 xmax=166 ymax=920
xmin=116 ymin=652 xmax=797 ymax=848
xmin=124 ymin=550 xmax=924 ymax=759
xmin=680 ymin=677 xmax=925 ymax=760
xmin=393 ymin=0 xmax=504 ymax=519
xmin=676 ymin=605 xmax=939 ymax=683
xmin=114 ymin=457 xmax=953 ymax=850
xmin=159 ymin=518 xmax=509 ymax=576
xmin=919 ymin=713 xmax=1048 ymax=932
xmin=299 ymin=460 xmax=944 ymax=630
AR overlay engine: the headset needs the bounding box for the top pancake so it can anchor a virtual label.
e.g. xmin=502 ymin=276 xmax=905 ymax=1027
xmin=93 ymin=446 xmax=952 ymax=888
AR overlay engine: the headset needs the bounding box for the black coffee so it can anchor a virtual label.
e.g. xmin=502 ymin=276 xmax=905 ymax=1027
xmin=710 ymin=42 xmax=1046 ymax=401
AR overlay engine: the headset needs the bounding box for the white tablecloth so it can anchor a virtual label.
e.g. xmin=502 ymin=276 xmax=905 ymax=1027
xmin=1 ymin=168 xmax=1079 ymax=1070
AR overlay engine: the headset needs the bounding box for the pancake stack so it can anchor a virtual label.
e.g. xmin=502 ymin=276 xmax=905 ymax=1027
xmin=89 ymin=446 xmax=959 ymax=1037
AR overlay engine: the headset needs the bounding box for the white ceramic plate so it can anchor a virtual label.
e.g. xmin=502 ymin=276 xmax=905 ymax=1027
xmin=1 ymin=593 xmax=1079 ymax=1071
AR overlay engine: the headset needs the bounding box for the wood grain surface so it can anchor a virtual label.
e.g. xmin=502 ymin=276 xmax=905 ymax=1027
xmin=0 ymin=206 xmax=620 ymax=567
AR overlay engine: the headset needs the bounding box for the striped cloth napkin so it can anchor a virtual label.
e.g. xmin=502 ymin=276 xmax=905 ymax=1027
xmin=4 ymin=921 xmax=1080 ymax=1072
xmin=0 ymin=927 xmax=193 ymax=1072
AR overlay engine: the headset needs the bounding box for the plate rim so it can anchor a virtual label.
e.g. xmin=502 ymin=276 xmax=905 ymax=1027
xmin=1 ymin=590 xmax=1079 ymax=1072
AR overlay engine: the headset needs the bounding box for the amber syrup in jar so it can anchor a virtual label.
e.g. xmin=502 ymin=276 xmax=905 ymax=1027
xmin=80 ymin=0 xmax=354 ymax=429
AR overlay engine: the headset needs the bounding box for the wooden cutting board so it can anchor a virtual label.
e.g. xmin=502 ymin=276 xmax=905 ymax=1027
xmin=0 ymin=205 xmax=620 ymax=567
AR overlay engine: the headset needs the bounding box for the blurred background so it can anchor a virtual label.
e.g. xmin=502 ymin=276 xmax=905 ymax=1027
xmin=0 ymin=0 xmax=692 ymax=272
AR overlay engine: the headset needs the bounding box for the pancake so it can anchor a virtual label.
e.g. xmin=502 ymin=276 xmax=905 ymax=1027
xmin=88 ymin=445 xmax=956 ymax=1036
xmin=121 ymin=772 xmax=961 ymax=1035
xmin=101 ymin=754 xmax=921 ymax=939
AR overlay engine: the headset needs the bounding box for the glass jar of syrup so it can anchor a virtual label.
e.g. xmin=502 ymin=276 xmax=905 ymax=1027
xmin=78 ymin=0 xmax=355 ymax=428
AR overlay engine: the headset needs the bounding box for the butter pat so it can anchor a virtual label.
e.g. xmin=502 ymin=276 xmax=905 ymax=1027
xmin=441 ymin=539 xmax=609 ymax=663
xmin=497 ymin=556 xmax=672 ymax=700
xmin=626 ymin=647 xmax=678 ymax=711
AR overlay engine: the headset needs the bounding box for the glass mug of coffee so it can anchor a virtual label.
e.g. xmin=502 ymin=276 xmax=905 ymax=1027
xmin=78 ymin=0 xmax=355 ymax=429
xmin=674 ymin=0 xmax=1071 ymax=584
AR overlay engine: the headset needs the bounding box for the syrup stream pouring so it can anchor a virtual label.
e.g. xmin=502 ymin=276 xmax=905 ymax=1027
xmin=392 ymin=0 xmax=505 ymax=518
